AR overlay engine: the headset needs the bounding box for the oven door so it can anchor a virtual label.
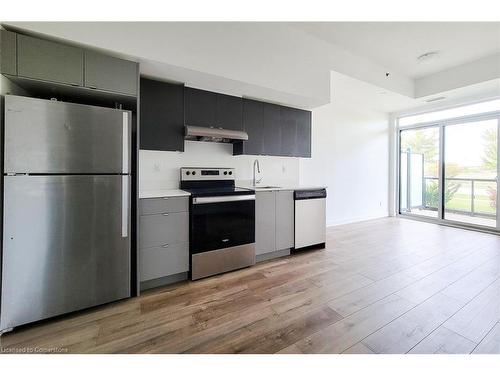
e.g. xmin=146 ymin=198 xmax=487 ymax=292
xmin=190 ymin=195 xmax=255 ymax=254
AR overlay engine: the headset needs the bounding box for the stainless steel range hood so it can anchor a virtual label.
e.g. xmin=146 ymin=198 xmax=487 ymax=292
xmin=185 ymin=125 xmax=248 ymax=143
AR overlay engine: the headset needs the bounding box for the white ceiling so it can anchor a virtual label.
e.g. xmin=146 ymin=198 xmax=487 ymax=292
xmin=292 ymin=22 xmax=500 ymax=78
xmin=331 ymin=71 xmax=500 ymax=114
xmin=2 ymin=22 xmax=500 ymax=112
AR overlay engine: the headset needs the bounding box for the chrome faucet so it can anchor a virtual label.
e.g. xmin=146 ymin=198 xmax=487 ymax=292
xmin=253 ymin=159 xmax=262 ymax=186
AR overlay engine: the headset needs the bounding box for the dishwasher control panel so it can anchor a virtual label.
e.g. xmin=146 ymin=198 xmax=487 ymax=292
xmin=294 ymin=188 xmax=327 ymax=200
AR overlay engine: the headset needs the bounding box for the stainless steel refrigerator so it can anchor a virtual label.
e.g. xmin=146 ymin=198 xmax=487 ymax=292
xmin=0 ymin=95 xmax=131 ymax=332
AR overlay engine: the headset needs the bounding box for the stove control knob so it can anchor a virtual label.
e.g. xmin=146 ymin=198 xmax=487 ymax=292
xmin=223 ymin=171 xmax=228 ymax=175
xmin=186 ymin=171 xmax=190 ymax=175
xmin=192 ymin=171 xmax=196 ymax=175
xmin=228 ymin=171 xmax=233 ymax=175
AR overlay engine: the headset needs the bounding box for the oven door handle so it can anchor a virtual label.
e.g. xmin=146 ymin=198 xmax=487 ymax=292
xmin=192 ymin=195 xmax=255 ymax=204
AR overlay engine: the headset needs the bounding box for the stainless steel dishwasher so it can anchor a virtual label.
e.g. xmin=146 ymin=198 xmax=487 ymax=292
xmin=294 ymin=189 xmax=327 ymax=250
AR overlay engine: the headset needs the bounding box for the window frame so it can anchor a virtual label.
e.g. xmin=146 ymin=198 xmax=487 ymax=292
xmin=396 ymin=99 xmax=500 ymax=233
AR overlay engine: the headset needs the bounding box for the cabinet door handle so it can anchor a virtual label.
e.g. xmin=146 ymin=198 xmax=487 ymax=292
xmin=162 ymin=197 xmax=169 ymax=200
xmin=162 ymin=244 xmax=169 ymax=248
xmin=162 ymin=213 xmax=169 ymax=216
xmin=88 ymin=85 xmax=97 ymax=89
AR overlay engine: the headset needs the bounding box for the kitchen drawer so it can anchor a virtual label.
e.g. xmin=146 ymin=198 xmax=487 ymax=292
xmin=139 ymin=211 xmax=188 ymax=249
xmin=139 ymin=196 xmax=189 ymax=215
xmin=139 ymin=242 xmax=189 ymax=282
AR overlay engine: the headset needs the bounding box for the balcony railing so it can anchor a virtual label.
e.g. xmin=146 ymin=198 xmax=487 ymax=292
xmin=423 ymin=176 xmax=497 ymax=218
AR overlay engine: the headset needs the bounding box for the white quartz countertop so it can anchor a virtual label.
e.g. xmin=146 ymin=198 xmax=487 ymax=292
xmin=139 ymin=189 xmax=191 ymax=199
xmin=236 ymin=184 xmax=327 ymax=192
xmin=140 ymin=185 xmax=326 ymax=198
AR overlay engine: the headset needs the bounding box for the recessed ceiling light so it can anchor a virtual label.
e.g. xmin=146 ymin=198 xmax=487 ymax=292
xmin=378 ymin=91 xmax=387 ymax=95
xmin=417 ymin=51 xmax=440 ymax=63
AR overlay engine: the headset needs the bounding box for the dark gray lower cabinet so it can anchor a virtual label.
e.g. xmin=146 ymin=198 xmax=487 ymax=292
xmin=139 ymin=196 xmax=189 ymax=288
xmin=139 ymin=212 xmax=188 ymax=249
xmin=84 ymin=51 xmax=138 ymax=96
xmin=140 ymin=78 xmax=185 ymax=152
xmin=139 ymin=195 xmax=189 ymax=215
xmin=275 ymin=190 xmax=295 ymax=250
xmin=255 ymin=191 xmax=276 ymax=256
xmin=140 ymin=243 xmax=189 ymax=282
xmin=255 ymin=190 xmax=294 ymax=258
xmin=17 ymin=34 xmax=84 ymax=86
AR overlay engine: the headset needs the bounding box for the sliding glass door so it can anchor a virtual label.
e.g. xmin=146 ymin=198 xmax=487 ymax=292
xmin=398 ymin=99 xmax=500 ymax=232
xmin=444 ymin=119 xmax=498 ymax=228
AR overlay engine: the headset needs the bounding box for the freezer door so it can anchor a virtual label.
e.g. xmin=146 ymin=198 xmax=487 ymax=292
xmin=4 ymin=95 xmax=131 ymax=174
xmin=0 ymin=175 xmax=131 ymax=331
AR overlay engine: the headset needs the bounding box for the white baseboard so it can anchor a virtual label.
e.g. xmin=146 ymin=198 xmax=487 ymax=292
xmin=326 ymin=212 xmax=389 ymax=227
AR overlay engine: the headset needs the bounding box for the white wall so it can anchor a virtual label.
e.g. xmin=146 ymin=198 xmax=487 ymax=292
xmin=141 ymin=102 xmax=390 ymax=228
xmin=140 ymin=141 xmax=300 ymax=191
xmin=300 ymin=100 xmax=390 ymax=226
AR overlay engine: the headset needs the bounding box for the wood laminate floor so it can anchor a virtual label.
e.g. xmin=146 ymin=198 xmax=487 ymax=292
xmin=1 ymin=217 xmax=500 ymax=354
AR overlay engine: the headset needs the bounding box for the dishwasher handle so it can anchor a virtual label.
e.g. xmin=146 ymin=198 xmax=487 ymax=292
xmin=294 ymin=188 xmax=327 ymax=200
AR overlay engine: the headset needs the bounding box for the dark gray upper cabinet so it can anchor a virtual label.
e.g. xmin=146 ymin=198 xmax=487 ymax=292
xmin=280 ymin=106 xmax=311 ymax=158
xmin=85 ymin=51 xmax=138 ymax=96
xmin=185 ymin=87 xmax=217 ymax=127
xmin=140 ymin=78 xmax=184 ymax=152
xmin=216 ymin=93 xmax=243 ymax=131
xmin=17 ymin=34 xmax=84 ymax=86
xmin=3 ymin=31 xmax=137 ymax=98
xmin=280 ymin=106 xmax=299 ymax=157
xmin=235 ymin=101 xmax=311 ymax=158
xmin=263 ymin=103 xmax=282 ymax=156
xmin=0 ymin=30 xmax=17 ymax=75
xmin=185 ymin=87 xmax=242 ymax=131
xmin=233 ymin=99 xmax=264 ymax=156
xmin=295 ymin=110 xmax=312 ymax=157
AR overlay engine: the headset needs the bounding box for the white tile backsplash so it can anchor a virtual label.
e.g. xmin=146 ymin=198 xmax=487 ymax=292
xmin=139 ymin=141 xmax=300 ymax=191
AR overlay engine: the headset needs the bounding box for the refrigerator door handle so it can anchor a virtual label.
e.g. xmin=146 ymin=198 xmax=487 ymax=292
xmin=122 ymin=112 xmax=129 ymax=174
xmin=122 ymin=176 xmax=129 ymax=238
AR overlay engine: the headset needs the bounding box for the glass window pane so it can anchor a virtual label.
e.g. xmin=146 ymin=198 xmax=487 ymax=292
xmin=399 ymin=99 xmax=500 ymax=127
xmin=400 ymin=127 xmax=440 ymax=218
xmin=444 ymin=119 xmax=498 ymax=228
